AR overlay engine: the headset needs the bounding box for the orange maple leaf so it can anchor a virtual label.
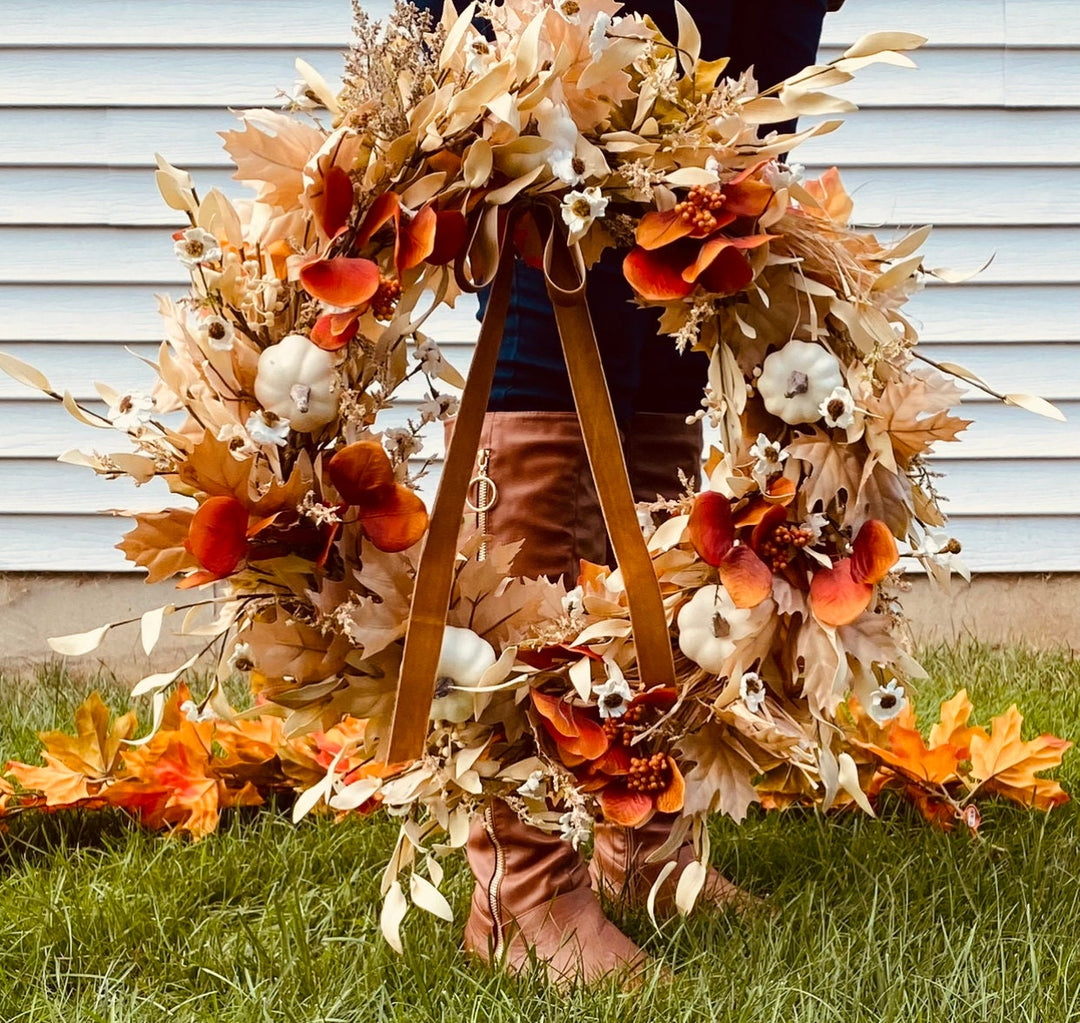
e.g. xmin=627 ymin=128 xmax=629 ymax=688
xmin=968 ymin=705 xmax=1071 ymax=810
xmin=5 ymin=692 xmax=137 ymax=806
xmin=927 ymin=689 xmax=986 ymax=754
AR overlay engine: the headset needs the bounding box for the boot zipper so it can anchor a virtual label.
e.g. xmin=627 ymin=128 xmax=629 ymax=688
xmin=483 ymin=803 xmax=506 ymax=959
xmin=467 ymin=448 xmax=497 ymax=562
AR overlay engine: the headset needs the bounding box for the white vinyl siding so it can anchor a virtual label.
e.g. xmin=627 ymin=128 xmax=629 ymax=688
xmin=1 ymin=0 xmax=1077 ymax=572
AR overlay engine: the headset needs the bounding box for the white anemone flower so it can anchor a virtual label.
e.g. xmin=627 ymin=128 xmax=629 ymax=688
xmin=415 ymin=339 xmax=445 ymax=376
xmin=763 ymin=161 xmax=805 ymax=190
xmin=465 ymin=39 xmax=492 ymax=75
xmin=201 ymin=315 xmax=235 ymax=352
xmin=549 ymin=148 xmax=586 ymax=186
xmin=174 ymin=227 xmax=221 ymax=267
xmin=593 ymin=663 xmax=632 ymax=720
xmin=560 ymin=186 xmax=608 ymax=242
xmin=819 ymin=386 xmax=856 ymax=429
xmin=108 ymin=390 xmax=155 ymax=432
xmin=227 ymin=642 xmax=254 ymax=672
xmin=739 ymin=671 xmax=767 ymax=713
xmin=246 ymin=410 xmax=290 ymax=447
xmin=868 ymin=680 xmax=907 ymax=725
xmin=749 ymin=433 xmax=788 ymax=478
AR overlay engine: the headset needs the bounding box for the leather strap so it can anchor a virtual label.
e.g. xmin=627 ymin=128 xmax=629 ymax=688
xmin=386 ymin=205 xmax=675 ymax=762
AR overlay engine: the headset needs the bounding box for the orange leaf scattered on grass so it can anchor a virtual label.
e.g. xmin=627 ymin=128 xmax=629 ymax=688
xmin=969 ymin=705 xmax=1071 ymax=810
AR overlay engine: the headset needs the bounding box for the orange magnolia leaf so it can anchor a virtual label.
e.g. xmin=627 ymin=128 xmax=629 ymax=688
xmin=696 ymin=245 xmax=755 ymax=295
xmin=311 ymin=310 xmax=360 ymax=350
xmin=719 ymin=545 xmax=773 ymax=608
xmin=5 ymin=692 xmax=137 ymax=806
xmin=327 ymin=440 xmax=395 ymax=504
xmin=598 ymin=785 xmax=654 ymax=827
xmin=622 ymin=245 xmax=695 ymax=301
xmin=299 ymin=256 xmax=381 ymax=308
xmin=851 ymin=519 xmax=899 ymax=584
xmin=184 ymin=494 xmax=248 ymax=576
xmin=682 ymin=233 xmax=771 ymax=283
xmin=688 ymin=490 xmax=734 ymax=566
xmin=968 ymin=705 xmax=1071 ymax=810
xmin=397 ymin=204 xmax=437 ymax=271
xmin=355 ymin=190 xmax=400 ymax=248
xmin=357 ymin=484 xmax=429 ymax=553
xmin=312 ymin=164 xmax=354 ymax=240
xmin=635 ymin=208 xmax=696 ymax=250
xmin=654 ymin=756 xmax=686 ymax=814
xmin=809 ymin=559 xmax=873 ymax=627
xmin=722 ymin=173 xmax=774 ymax=217
xmin=429 ymin=209 xmax=468 ymax=265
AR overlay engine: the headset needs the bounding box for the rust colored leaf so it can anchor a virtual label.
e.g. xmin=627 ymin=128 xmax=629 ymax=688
xmin=635 ymin=208 xmax=695 ymax=250
xmin=357 ymin=485 xmax=429 ymax=553
xmin=809 ymin=559 xmax=873 ymax=627
xmin=851 ymin=519 xmax=898 ymax=584
xmin=598 ymin=784 xmax=655 ymax=827
xmin=311 ymin=311 xmax=360 ymax=351
xmin=720 ymin=546 xmax=773 ymax=608
xmin=300 ymin=256 xmax=381 ymax=308
xmin=397 ymin=204 xmax=437 ymax=271
xmin=184 ymin=495 xmax=248 ymax=576
xmin=622 ymin=245 xmax=695 ymax=301
xmin=116 ymin=508 xmax=199 ymax=583
xmin=328 ymin=441 xmax=395 ymax=504
xmin=688 ymin=490 xmax=734 ymax=566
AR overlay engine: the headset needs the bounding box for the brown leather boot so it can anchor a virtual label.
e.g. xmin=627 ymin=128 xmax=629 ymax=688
xmin=464 ymin=799 xmax=647 ymax=986
xmin=590 ymin=813 xmax=763 ymax=917
xmin=448 ymin=411 xmax=608 ymax=581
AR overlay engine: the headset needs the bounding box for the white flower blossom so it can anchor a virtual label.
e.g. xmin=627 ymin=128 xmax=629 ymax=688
xmin=558 ymin=808 xmax=592 ymax=850
xmin=108 ymin=390 xmax=155 ymax=432
xmin=562 ymin=585 xmax=585 ymax=620
xmin=174 ymin=227 xmax=221 ymax=267
xmin=749 ymin=433 xmax=788 ymax=478
xmin=216 ymin=423 xmax=257 ymax=459
xmin=560 ymin=186 xmax=608 ymax=242
xmin=465 ymin=39 xmax=492 ymax=75
xmin=593 ymin=663 xmax=632 ymax=720
xmin=819 ymin=386 xmax=856 ymax=429
xmin=227 ymin=642 xmax=255 ymax=672
xmin=910 ymin=528 xmax=970 ymax=582
xmin=802 ymin=512 xmax=830 ymax=544
xmin=739 ymin=671 xmax=767 ymax=713
xmin=516 ymin=770 xmax=546 ymax=799
xmin=383 ymin=427 xmax=423 ymax=462
xmin=418 ymin=393 xmax=460 ymax=423
xmin=549 ymin=148 xmax=586 ymax=186
xmin=555 ymin=0 xmax=581 ymax=23
xmin=763 ymin=161 xmax=805 ymax=190
xmin=415 ymin=339 xmax=445 ymax=376
xmin=180 ymin=699 xmax=218 ymax=723
xmin=201 ymin=315 xmax=235 ymax=352
xmin=589 ymin=12 xmax=611 ymax=60
xmin=868 ymin=680 xmax=907 ymax=725
xmin=246 ymin=410 xmax=290 ymax=447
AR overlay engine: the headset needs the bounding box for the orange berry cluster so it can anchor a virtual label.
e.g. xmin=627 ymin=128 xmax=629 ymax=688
xmin=370 ymin=276 xmax=402 ymax=320
xmin=602 ymin=702 xmax=646 ymax=746
xmin=626 ymin=752 xmax=672 ymax=794
xmin=758 ymin=523 xmax=814 ymax=572
xmin=674 ymin=185 xmax=728 ymax=232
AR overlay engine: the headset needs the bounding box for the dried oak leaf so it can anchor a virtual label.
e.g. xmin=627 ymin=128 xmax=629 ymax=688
xmin=786 ymin=428 xmax=864 ymax=520
xmin=865 ymin=368 xmax=970 ymax=467
xmin=968 ymin=705 xmax=1071 ymax=810
xmin=116 ymin=508 xmax=199 ymax=583
xmin=676 ymin=724 xmax=759 ymax=822
xmin=220 ymin=109 xmax=327 ymax=209
xmin=344 ymin=540 xmax=417 ymax=658
xmin=5 ymin=691 xmax=137 ymax=806
xmin=245 ymin=612 xmax=352 ymax=684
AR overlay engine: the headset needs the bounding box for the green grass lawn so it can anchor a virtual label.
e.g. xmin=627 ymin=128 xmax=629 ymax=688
xmin=1 ymin=645 xmax=1078 ymax=1023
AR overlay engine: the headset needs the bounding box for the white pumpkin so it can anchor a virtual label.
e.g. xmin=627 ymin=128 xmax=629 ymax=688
xmin=757 ymin=341 xmax=845 ymax=425
xmin=428 ymin=626 xmax=498 ymax=723
xmin=677 ymin=584 xmax=761 ymax=675
xmin=254 ymin=334 xmax=339 ymax=432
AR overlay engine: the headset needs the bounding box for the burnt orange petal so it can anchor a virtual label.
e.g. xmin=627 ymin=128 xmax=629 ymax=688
xmin=327 ymin=441 xmax=395 ymax=505
xmin=851 ymin=519 xmax=899 ymax=584
xmin=599 ymin=784 xmax=655 ymax=827
xmin=184 ymin=495 xmax=248 ymax=576
xmin=632 ymin=686 xmax=679 ymax=711
xmin=311 ymin=310 xmax=360 ymax=351
xmin=531 ymin=690 xmax=609 ymax=760
xmin=593 ymin=743 xmax=633 ymax=776
xmin=623 ymin=245 xmax=695 ymax=302
xmin=750 ymin=503 xmax=788 ymax=553
xmin=299 ymin=257 xmax=381 ymax=308
xmin=654 ymin=756 xmax=685 ymax=814
xmin=358 ymin=485 xmax=429 ymax=553
xmin=722 ymin=175 xmax=774 ymax=217
xmin=696 ymin=246 xmax=754 ymax=295
xmin=720 ymin=546 xmax=773 ymax=608
xmin=688 ymin=490 xmax=734 ymax=567
xmin=635 ymin=208 xmax=695 ymax=250
xmin=397 ymin=204 xmax=437 ymax=272
xmin=356 ymin=190 xmax=400 ymax=248
xmin=314 ymin=164 xmax=355 ymax=240
xmin=809 ymin=559 xmax=873 ymax=627
xmin=429 ymin=209 xmax=468 ymax=265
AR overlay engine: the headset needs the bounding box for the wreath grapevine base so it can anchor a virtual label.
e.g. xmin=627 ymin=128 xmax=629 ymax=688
xmin=0 ymin=0 xmax=1069 ymax=946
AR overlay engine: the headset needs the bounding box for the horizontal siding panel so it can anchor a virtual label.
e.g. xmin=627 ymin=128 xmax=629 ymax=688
xmin=10 ymin=225 xmax=1079 ymax=287
xmin=8 ymin=107 xmax=1080 ymax=169
xmin=5 ymin=47 xmax=1079 ymax=111
xmin=1 ymin=512 xmax=1075 ymax=574
xmin=2 ymin=398 xmax=1076 ymax=460
xmin=8 ymin=166 xmax=1079 ymax=228
xmin=5 ymin=456 xmax=1076 ymax=518
xmin=5 ymin=1 xmax=1074 ymax=49
xmin=2 ymin=284 xmax=1076 ymax=347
